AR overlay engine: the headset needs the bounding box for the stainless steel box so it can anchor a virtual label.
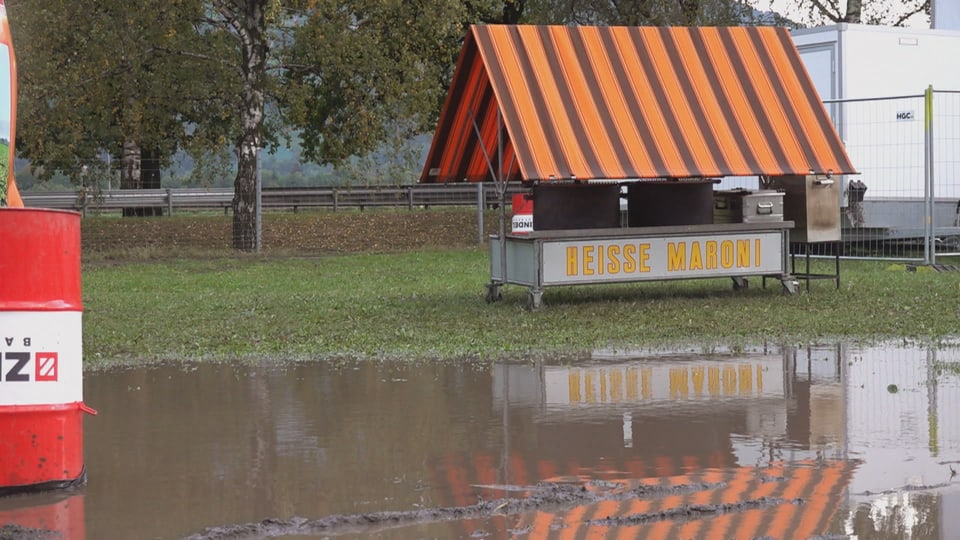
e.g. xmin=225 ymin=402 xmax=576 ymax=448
xmin=766 ymin=174 xmax=841 ymax=243
xmin=743 ymin=191 xmax=784 ymax=223
xmin=713 ymin=189 xmax=747 ymax=224
xmin=714 ymin=189 xmax=784 ymax=224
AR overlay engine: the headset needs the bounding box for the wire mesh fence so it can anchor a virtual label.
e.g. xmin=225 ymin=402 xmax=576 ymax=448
xmin=814 ymin=89 xmax=960 ymax=263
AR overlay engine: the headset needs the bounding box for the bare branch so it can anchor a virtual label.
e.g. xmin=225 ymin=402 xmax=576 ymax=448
xmin=893 ymin=0 xmax=930 ymax=26
xmin=76 ymin=65 xmax=133 ymax=87
xmin=809 ymin=0 xmax=843 ymax=22
xmin=153 ymin=45 xmax=243 ymax=75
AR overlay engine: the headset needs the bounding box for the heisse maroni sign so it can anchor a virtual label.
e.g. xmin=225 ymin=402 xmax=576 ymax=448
xmin=541 ymin=231 xmax=783 ymax=284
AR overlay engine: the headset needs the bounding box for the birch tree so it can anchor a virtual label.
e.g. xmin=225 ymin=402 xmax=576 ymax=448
xmin=11 ymin=0 xmax=510 ymax=250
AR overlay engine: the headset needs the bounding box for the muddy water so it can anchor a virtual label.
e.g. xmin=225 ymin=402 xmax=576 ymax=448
xmin=2 ymin=343 xmax=960 ymax=539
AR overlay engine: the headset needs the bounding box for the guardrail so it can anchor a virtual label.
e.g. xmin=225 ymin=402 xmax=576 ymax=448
xmin=21 ymin=184 xmax=527 ymax=215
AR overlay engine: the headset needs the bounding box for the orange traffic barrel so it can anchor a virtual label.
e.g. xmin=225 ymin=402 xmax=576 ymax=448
xmin=0 ymin=208 xmax=95 ymax=496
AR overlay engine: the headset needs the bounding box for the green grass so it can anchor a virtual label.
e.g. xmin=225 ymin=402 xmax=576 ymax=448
xmin=81 ymin=249 xmax=960 ymax=365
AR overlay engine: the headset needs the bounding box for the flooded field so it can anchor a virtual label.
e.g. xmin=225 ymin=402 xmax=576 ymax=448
xmin=3 ymin=341 xmax=960 ymax=539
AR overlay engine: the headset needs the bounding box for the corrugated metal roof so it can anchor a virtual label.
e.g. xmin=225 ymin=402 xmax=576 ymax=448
xmin=421 ymin=25 xmax=857 ymax=183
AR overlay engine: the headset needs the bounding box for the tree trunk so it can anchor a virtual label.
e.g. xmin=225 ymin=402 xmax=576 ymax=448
xmin=120 ymin=140 xmax=164 ymax=217
xmin=501 ymin=0 xmax=525 ymax=23
xmin=843 ymin=0 xmax=862 ymax=22
xmin=233 ymin=136 xmax=259 ymax=250
xmin=226 ymin=0 xmax=267 ymax=251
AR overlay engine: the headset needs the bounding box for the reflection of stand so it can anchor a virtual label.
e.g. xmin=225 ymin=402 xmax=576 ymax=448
xmin=790 ymin=242 xmax=840 ymax=291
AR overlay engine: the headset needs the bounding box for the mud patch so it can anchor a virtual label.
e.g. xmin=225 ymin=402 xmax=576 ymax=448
xmin=183 ymin=479 xmax=800 ymax=539
xmin=585 ymin=496 xmax=797 ymax=526
xmin=0 ymin=524 xmax=56 ymax=540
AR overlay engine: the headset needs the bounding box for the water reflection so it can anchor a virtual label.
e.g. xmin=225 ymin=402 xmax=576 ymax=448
xmin=0 ymin=342 xmax=958 ymax=538
xmin=0 ymin=491 xmax=85 ymax=538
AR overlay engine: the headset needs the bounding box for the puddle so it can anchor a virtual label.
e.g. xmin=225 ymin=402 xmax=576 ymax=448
xmin=2 ymin=342 xmax=960 ymax=538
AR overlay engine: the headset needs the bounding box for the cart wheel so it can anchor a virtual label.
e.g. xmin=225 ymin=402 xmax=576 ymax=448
xmin=527 ymin=289 xmax=543 ymax=310
xmin=731 ymin=277 xmax=749 ymax=291
xmin=485 ymin=283 xmax=502 ymax=303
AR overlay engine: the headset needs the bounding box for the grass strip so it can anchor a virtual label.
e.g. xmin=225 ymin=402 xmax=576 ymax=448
xmin=81 ymin=248 xmax=960 ymax=365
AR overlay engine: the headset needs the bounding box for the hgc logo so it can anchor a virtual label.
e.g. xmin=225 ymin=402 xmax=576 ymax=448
xmin=1 ymin=351 xmax=59 ymax=382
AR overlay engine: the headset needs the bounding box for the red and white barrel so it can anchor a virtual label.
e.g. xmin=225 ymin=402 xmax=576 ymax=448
xmin=511 ymin=193 xmax=533 ymax=234
xmin=0 ymin=208 xmax=95 ymax=496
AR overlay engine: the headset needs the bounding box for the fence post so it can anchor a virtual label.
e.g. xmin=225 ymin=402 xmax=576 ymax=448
xmin=333 ymin=188 xmax=339 ymax=212
xmin=166 ymin=188 xmax=174 ymax=216
xmin=924 ymin=85 xmax=935 ymax=265
xmin=477 ymin=183 xmax=485 ymax=245
xmin=407 ymin=186 xmax=414 ymax=211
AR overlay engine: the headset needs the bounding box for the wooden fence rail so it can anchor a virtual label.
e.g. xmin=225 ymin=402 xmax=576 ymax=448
xmin=21 ymin=184 xmax=527 ymax=215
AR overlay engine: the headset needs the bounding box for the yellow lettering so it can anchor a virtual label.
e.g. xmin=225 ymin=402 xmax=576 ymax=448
xmin=739 ymin=364 xmax=753 ymax=396
xmin=583 ymin=246 xmax=595 ymax=276
xmin=668 ymin=242 xmax=686 ymax=271
xmin=626 ymin=368 xmax=638 ymax=400
xmin=689 ymin=241 xmax=703 ymax=270
xmin=584 ymin=371 xmax=595 ymax=403
xmin=610 ymin=370 xmax=623 ymax=401
xmin=623 ymin=244 xmax=637 ymax=273
xmin=723 ymin=366 xmax=736 ymax=395
xmin=596 ymin=244 xmax=605 ymax=274
xmin=638 ymin=243 xmax=651 ymax=272
xmin=692 ymin=367 xmax=705 ymax=396
xmin=569 ymin=371 xmax=581 ymax=403
xmin=705 ymin=241 xmax=718 ymax=269
xmin=708 ymin=367 xmax=721 ymax=396
xmin=755 ymin=238 xmax=761 ymax=267
xmin=721 ymin=240 xmax=735 ymax=269
xmin=606 ymin=244 xmax=621 ymax=274
xmin=669 ymin=367 xmax=689 ymax=399
xmin=737 ymin=239 xmax=750 ymax=268
xmin=566 ymin=246 xmax=579 ymax=276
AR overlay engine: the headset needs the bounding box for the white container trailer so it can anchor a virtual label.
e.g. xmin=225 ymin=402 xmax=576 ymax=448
xmin=792 ymin=24 xmax=960 ymax=239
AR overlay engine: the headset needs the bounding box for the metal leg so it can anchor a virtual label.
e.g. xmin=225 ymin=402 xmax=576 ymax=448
xmin=527 ymin=288 xmax=543 ymax=310
xmin=781 ymin=276 xmax=799 ymax=295
xmin=485 ymin=283 xmax=502 ymax=303
xmin=731 ymin=277 xmax=749 ymax=291
xmin=835 ymin=250 xmax=841 ymax=289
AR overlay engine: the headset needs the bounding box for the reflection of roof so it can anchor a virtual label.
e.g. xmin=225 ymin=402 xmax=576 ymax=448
xmin=421 ymin=25 xmax=856 ymax=183
xmin=438 ymin=452 xmax=855 ymax=539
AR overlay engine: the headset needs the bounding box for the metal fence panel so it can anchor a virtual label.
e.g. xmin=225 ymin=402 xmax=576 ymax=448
xmin=933 ymin=90 xmax=960 ymax=257
xmin=816 ymin=90 xmax=960 ymax=262
xmin=826 ymin=95 xmax=928 ymax=261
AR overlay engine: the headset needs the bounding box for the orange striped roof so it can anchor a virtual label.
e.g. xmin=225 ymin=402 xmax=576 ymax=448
xmin=438 ymin=451 xmax=856 ymax=539
xmin=420 ymin=25 xmax=857 ymax=183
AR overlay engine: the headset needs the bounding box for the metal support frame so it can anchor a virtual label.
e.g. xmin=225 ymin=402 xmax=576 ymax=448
xmin=468 ymin=107 xmax=516 ymax=305
xmin=924 ymin=85 xmax=935 ymax=265
xmin=789 ymin=242 xmax=841 ymax=291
